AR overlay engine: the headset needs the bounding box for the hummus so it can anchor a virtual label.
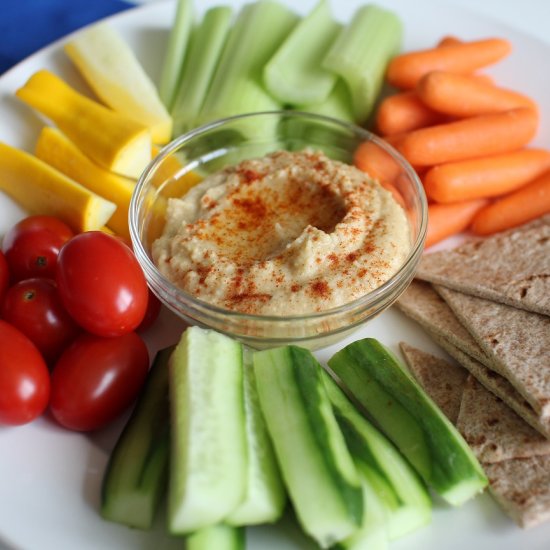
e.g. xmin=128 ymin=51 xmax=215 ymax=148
xmin=152 ymin=150 xmax=410 ymax=315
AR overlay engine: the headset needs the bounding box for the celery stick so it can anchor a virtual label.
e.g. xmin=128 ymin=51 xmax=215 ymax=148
xmin=301 ymin=79 xmax=355 ymax=123
xmin=264 ymin=0 xmax=341 ymax=106
xmin=159 ymin=0 xmax=194 ymax=110
xmin=197 ymin=0 xmax=298 ymax=139
xmin=171 ymin=6 xmax=233 ymax=136
xmin=323 ymin=5 xmax=402 ymax=124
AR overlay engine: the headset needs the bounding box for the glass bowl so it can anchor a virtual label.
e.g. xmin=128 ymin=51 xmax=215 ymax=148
xmin=130 ymin=111 xmax=427 ymax=350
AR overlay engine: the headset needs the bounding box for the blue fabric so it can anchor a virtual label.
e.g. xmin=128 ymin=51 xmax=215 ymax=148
xmin=0 ymin=0 xmax=133 ymax=74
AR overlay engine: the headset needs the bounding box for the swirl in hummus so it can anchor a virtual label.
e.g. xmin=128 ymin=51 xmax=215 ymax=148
xmin=152 ymin=150 xmax=411 ymax=315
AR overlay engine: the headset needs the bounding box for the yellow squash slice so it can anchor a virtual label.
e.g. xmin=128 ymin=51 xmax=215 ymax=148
xmin=64 ymin=23 xmax=173 ymax=145
xmin=15 ymin=70 xmax=152 ymax=179
xmin=0 ymin=141 xmax=116 ymax=232
xmin=35 ymin=127 xmax=135 ymax=239
xmin=150 ymin=144 xmax=202 ymax=195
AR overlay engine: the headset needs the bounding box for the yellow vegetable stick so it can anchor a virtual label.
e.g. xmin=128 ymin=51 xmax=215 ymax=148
xmin=15 ymin=70 xmax=152 ymax=179
xmin=150 ymin=144 xmax=202 ymax=195
xmin=141 ymin=146 xmax=203 ymax=246
xmin=0 ymin=141 xmax=116 ymax=232
xmin=64 ymin=23 xmax=173 ymax=145
xmin=36 ymin=127 xmax=135 ymax=239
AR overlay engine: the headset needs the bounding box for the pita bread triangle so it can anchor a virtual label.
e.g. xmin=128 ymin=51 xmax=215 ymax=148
xmin=399 ymin=344 xmax=550 ymax=529
xmin=434 ymin=285 xmax=550 ymax=419
xmin=457 ymin=375 xmax=550 ymax=463
xmin=416 ymin=215 xmax=550 ymax=316
xmin=399 ymin=342 xmax=467 ymax=424
xmin=484 ymin=455 xmax=550 ymax=529
xmin=396 ymin=280 xmax=490 ymax=365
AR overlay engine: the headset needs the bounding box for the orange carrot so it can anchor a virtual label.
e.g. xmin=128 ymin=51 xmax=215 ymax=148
xmin=437 ymin=36 xmax=462 ymax=48
xmin=471 ymin=170 xmax=550 ymax=235
xmin=470 ymin=73 xmax=495 ymax=86
xmin=423 ymin=148 xmax=550 ymax=203
xmin=382 ymin=133 xmax=407 ymax=149
xmin=381 ymin=180 xmax=407 ymax=209
xmin=416 ymin=71 xmax=537 ymax=117
xmin=397 ymin=107 xmax=538 ymax=166
xmin=354 ymin=140 xmax=401 ymax=183
xmin=425 ymin=198 xmax=489 ymax=247
xmin=375 ymin=91 xmax=448 ymax=136
xmin=437 ymin=37 xmax=495 ymax=84
xmin=386 ymin=37 xmax=511 ymax=89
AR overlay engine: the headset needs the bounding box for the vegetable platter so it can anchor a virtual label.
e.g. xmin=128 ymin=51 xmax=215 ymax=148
xmin=0 ymin=1 xmax=549 ymax=549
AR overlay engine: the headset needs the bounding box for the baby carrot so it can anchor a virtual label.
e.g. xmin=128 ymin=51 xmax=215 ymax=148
xmin=423 ymin=148 xmax=550 ymax=203
xmin=375 ymin=90 xmax=448 ymax=136
xmin=437 ymin=36 xmax=462 ymax=48
xmin=354 ymin=140 xmax=402 ymax=183
xmin=397 ymin=107 xmax=538 ymax=166
xmin=416 ymin=71 xmax=537 ymax=117
xmin=425 ymin=198 xmax=488 ymax=247
xmin=386 ymin=37 xmax=511 ymax=89
xmin=437 ymin=38 xmax=495 ymax=84
xmin=471 ymin=170 xmax=550 ymax=235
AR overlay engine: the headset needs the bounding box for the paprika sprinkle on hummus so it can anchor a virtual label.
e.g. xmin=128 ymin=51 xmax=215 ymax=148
xmin=153 ymin=150 xmax=411 ymax=315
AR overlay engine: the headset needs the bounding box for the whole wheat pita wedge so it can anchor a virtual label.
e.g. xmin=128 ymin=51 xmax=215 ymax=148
xmin=484 ymin=455 xmax=550 ymax=529
xmin=399 ymin=342 xmax=550 ymax=462
xmin=399 ymin=342 xmax=467 ymax=424
xmin=435 ymin=285 xmax=550 ymax=418
xmin=396 ymin=280 xmax=491 ymax=366
xmin=425 ymin=329 xmax=550 ymax=439
xmin=399 ymin=343 xmax=550 ymax=529
xmin=416 ymin=214 xmax=550 ymax=316
xmin=398 ymin=288 xmax=550 ymax=438
xmin=457 ymin=375 xmax=550 ymax=463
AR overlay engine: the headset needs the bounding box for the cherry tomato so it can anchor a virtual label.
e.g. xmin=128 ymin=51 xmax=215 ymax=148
xmin=56 ymin=232 xmax=148 ymax=337
xmin=137 ymin=288 xmax=162 ymax=332
xmin=0 ymin=250 xmax=8 ymax=305
xmin=0 ymin=320 xmax=50 ymax=425
xmin=50 ymin=332 xmax=149 ymax=431
xmin=1 ymin=278 xmax=80 ymax=366
xmin=2 ymin=215 xmax=74 ymax=282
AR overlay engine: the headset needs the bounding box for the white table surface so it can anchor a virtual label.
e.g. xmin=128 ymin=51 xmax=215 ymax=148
xmin=1 ymin=1 xmax=549 ymax=549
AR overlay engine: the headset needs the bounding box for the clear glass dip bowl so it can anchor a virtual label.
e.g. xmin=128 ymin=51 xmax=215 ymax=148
xmin=130 ymin=111 xmax=427 ymax=350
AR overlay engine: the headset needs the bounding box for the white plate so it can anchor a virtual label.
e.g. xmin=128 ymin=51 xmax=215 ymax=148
xmin=1 ymin=1 xmax=549 ymax=548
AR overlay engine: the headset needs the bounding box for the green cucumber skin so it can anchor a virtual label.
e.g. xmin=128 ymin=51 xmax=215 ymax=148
xmin=334 ymin=462 xmax=388 ymax=550
xmin=328 ymin=339 xmax=488 ymax=505
xmin=328 ymin=358 xmax=432 ymax=481
xmin=323 ymin=372 xmax=431 ymax=541
xmin=225 ymin=347 xmax=286 ymax=526
xmin=168 ymin=327 xmax=247 ymax=534
xmin=101 ymin=346 xmax=173 ymax=530
xmin=289 ymin=346 xmax=363 ymax=526
xmin=253 ymin=345 xmax=362 ymax=548
xmin=186 ymin=524 xmax=245 ymax=550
